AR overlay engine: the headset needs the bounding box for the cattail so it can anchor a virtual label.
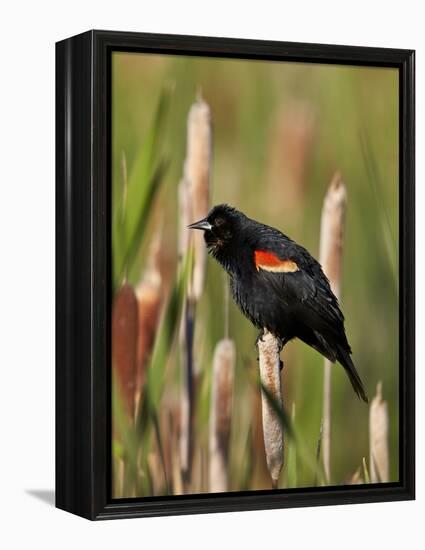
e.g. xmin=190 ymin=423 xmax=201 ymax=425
xmin=112 ymin=283 xmax=139 ymax=419
xmin=179 ymin=95 xmax=212 ymax=488
xmin=185 ymin=96 xmax=212 ymax=300
xmin=258 ymin=330 xmax=284 ymax=487
xmin=320 ymin=173 xmax=346 ymax=295
xmin=135 ymin=231 xmax=164 ymax=413
xmin=209 ymin=339 xmax=236 ymax=492
xmin=177 ymin=177 xmax=192 ymax=485
xmin=319 ymin=173 xmax=347 ymax=483
xmin=369 ymin=382 xmax=389 ymax=482
xmin=268 ymin=100 xmax=315 ymax=216
xmin=178 ymin=177 xmax=192 ymax=263
xmin=177 ymin=174 xmax=193 ymax=447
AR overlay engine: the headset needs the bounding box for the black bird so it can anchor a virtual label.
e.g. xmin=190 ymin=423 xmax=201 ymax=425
xmin=189 ymin=204 xmax=368 ymax=402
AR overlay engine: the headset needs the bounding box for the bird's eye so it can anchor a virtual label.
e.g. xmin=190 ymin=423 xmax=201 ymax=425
xmin=214 ymin=217 xmax=225 ymax=226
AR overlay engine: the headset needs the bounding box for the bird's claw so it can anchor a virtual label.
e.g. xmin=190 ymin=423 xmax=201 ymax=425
xmin=255 ymin=330 xmax=265 ymax=347
xmin=256 ymin=331 xmax=285 ymax=370
xmin=276 ymin=336 xmax=285 ymax=353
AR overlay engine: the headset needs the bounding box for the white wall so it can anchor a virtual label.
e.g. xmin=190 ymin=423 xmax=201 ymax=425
xmin=0 ymin=1 xmax=422 ymax=547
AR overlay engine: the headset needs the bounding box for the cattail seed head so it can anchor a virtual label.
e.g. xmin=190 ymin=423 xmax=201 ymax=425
xmin=178 ymin=177 xmax=192 ymax=263
xmin=319 ymin=173 xmax=347 ymax=296
xmin=258 ymin=330 xmax=284 ymax=487
xmin=184 ymin=97 xmax=212 ymax=300
xmin=320 ymin=173 xmax=347 ymax=484
xmin=112 ymin=283 xmax=139 ymax=419
xmin=135 ymin=231 xmax=164 ymax=410
xmin=268 ymin=101 xmax=316 ymax=216
xmin=209 ymin=339 xmax=236 ymax=492
xmin=178 ymin=96 xmax=212 ymax=490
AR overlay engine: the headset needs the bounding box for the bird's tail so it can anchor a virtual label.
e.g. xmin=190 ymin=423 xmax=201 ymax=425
xmin=337 ymin=346 xmax=368 ymax=403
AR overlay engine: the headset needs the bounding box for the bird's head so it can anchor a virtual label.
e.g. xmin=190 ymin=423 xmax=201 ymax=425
xmin=188 ymin=204 xmax=244 ymax=259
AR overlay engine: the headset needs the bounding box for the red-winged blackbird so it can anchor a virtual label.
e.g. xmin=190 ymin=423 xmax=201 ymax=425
xmin=189 ymin=204 xmax=368 ymax=402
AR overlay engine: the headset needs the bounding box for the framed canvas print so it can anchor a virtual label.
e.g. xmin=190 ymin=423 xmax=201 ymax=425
xmin=56 ymin=30 xmax=415 ymax=520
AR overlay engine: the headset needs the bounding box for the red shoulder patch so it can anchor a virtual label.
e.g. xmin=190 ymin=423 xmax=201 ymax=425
xmin=254 ymin=250 xmax=299 ymax=273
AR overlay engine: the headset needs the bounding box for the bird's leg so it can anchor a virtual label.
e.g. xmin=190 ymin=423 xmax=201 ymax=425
xmin=275 ymin=336 xmax=288 ymax=371
xmin=255 ymin=331 xmax=287 ymax=369
xmin=275 ymin=335 xmax=285 ymax=352
xmin=255 ymin=329 xmax=266 ymax=362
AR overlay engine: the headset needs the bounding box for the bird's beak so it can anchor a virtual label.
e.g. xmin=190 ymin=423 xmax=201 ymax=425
xmin=188 ymin=218 xmax=212 ymax=231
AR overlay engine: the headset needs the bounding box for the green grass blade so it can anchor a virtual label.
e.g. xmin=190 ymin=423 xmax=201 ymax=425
xmin=362 ymin=456 xmax=371 ymax=483
xmin=254 ymin=375 xmax=326 ymax=483
xmin=153 ymin=412 xmax=170 ymax=494
xmin=111 ymin=378 xmax=139 ymax=496
xmin=286 ymin=403 xmax=297 ymax=488
xmin=134 ymin=249 xmax=193 ymax=494
xmin=360 ymin=132 xmax=398 ymax=291
xmin=113 ymin=91 xmax=170 ymax=288
xmin=146 ymin=248 xmax=192 ymax=410
xmin=314 ymin=419 xmax=324 ymax=486
xmin=123 ymin=159 xmax=169 ymax=283
xmin=259 ymin=381 xmax=295 ymax=440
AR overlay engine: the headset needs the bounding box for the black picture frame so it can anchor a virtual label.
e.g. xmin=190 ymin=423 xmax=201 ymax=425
xmin=56 ymin=30 xmax=415 ymax=520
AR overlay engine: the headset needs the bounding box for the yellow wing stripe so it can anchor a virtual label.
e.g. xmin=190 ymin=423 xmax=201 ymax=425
xmin=254 ymin=250 xmax=299 ymax=273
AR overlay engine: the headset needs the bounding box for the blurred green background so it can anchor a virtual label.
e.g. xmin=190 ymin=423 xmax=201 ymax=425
xmin=112 ymin=51 xmax=399 ymax=494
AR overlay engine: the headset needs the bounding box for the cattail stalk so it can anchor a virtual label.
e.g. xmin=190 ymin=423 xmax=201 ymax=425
xmin=369 ymin=382 xmax=389 ymax=482
xmin=179 ymin=96 xmax=212 ymax=488
xmin=178 ymin=177 xmax=194 ymax=485
xmin=258 ymin=330 xmax=284 ymax=487
xmin=179 ymin=299 xmax=195 ymax=486
xmin=319 ymin=173 xmax=347 ymax=483
xmin=209 ymin=339 xmax=236 ymax=492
